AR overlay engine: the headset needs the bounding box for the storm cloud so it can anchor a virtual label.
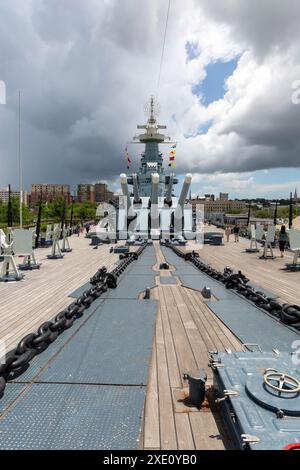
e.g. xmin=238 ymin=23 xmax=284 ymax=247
xmin=0 ymin=0 xmax=300 ymax=193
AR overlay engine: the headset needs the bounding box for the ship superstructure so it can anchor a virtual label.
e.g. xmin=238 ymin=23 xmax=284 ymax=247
xmin=127 ymin=96 xmax=178 ymax=198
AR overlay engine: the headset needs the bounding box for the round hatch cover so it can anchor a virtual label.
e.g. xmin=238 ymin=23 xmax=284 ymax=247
xmin=245 ymin=370 xmax=300 ymax=416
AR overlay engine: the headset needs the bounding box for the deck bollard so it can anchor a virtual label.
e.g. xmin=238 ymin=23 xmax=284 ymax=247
xmin=201 ymin=286 xmax=211 ymax=299
xmin=183 ymin=369 xmax=207 ymax=408
xmin=144 ymin=287 xmax=151 ymax=299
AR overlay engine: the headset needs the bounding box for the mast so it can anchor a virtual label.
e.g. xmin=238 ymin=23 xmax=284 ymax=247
xmin=128 ymin=96 xmax=177 ymax=197
xmin=18 ymin=91 xmax=23 ymax=228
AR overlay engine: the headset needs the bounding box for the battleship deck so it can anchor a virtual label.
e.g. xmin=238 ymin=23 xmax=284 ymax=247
xmin=0 ymin=234 xmax=299 ymax=449
xmin=0 ymin=235 xmax=120 ymax=352
xmin=142 ymin=243 xmax=243 ymax=450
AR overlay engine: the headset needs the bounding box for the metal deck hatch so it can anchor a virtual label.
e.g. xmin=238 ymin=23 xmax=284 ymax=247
xmin=211 ymin=351 xmax=300 ymax=450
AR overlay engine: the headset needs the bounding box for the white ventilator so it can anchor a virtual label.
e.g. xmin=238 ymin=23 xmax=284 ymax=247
xmin=13 ymin=229 xmax=41 ymax=270
xmin=120 ymin=173 xmax=135 ymax=219
xmin=47 ymin=226 xmax=64 ymax=259
xmin=150 ymin=173 xmax=160 ymax=237
xmin=132 ymin=173 xmax=142 ymax=204
xmin=260 ymin=225 xmax=276 ymax=259
xmin=0 ymin=229 xmax=23 ymax=281
xmin=61 ymin=226 xmax=72 ymax=253
xmin=174 ymin=173 xmax=192 ymax=234
xmin=45 ymin=224 xmax=52 ymax=245
xmin=286 ymin=229 xmax=300 ymax=270
xmin=246 ymin=224 xmax=259 ymax=253
xmin=255 ymin=224 xmax=265 ymax=242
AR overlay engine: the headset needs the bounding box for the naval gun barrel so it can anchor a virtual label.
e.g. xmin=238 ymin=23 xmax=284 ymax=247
xmin=150 ymin=173 xmax=160 ymax=206
xmin=132 ymin=173 xmax=142 ymax=204
xmin=164 ymin=174 xmax=174 ymax=206
xmin=120 ymin=173 xmax=135 ymax=219
xmin=174 ymin=173 xmax=192 ymax=219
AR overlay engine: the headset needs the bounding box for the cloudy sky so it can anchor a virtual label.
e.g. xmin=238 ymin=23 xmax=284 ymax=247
xmin=0 ymin=0 xmax=300 ymax=198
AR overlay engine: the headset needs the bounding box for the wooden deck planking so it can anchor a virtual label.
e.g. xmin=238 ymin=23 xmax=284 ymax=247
xmin=0 ymin=235 xmax=120 ymax=352
xmin=143 ymin=242 xmax=243 ymax=450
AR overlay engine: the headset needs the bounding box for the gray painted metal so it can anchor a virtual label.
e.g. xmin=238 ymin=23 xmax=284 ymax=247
xmin=126 ymin=266 xmax=159 ymax=275
xmin=160 ymin=276 xmax=177 ymax=285
xmin=212 ymin=351 xmax=300 ymax=450
xmin=106 ymin=275 xmax=156 ymax=299
xmin=0 ymin=383 xmax=145 ymax=449
xmin=161 ymin=246 xmax=279 ymax=300
xmin=3 ymin=247 xmax=157 ymax=449
xmin=0 ymin=383 xmax=26 ymax=413
xmin=68 ymin=270 xmax=153 ymax=299
xmin=39 ymin=299 xmax=157 ymax=385
xmin=180 ymin=274 xmax=238 ymax=300
xmin=11 ymin=297 xmax=107 ymax=382
xmin=207 ymin=299 xmax=299 ymax=351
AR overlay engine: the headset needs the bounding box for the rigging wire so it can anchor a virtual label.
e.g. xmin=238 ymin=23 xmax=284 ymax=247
xmin=156 ymin=0 xmax=171 ymax=99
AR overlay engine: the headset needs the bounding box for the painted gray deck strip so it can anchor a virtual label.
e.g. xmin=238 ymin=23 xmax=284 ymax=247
xmin=206 ymin=299 xmax=299 ymax=351
xmin=38 ymin=299 xmax=157 ymax=385
xmin=0 ymin=383 xmax=145 ymax=450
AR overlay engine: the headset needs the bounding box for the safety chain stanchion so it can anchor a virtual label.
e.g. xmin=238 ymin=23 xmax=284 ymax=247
xmin=0 ymin=242 xmax=148 ymax=399
xmin=164 ymin=241 xmax=300 ymax=328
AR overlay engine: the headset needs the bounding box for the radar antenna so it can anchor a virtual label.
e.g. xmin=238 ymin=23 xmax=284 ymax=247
xmin=144 ymin=95 xmax=161 ymax=124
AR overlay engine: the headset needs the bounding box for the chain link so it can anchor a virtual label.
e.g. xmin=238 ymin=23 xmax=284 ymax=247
xmin=0 ymin=242 xmax=147 ymax=399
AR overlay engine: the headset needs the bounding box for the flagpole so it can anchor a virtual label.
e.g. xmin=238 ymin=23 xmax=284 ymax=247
xmin=18 ymin=90 xmax=23 ymax=228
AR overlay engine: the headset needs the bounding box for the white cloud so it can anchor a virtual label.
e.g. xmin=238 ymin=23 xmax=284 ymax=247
xmin=0 ymin=0 xmax=300 ymax=196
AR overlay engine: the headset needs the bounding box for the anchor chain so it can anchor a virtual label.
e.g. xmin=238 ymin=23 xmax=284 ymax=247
xmin=165 ymin=241 xmax=300 ymax=328
xmin=0 ymin=242 xmax=147 ymax=398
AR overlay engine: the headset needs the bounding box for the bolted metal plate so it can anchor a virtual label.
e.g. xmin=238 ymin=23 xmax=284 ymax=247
xmin=160 ymin=247 xmax=202 ymax=275
xmin=126 ymin=266 xmax=159 ymax=275
xmin=207 ymin=299 xmax=299 ymax=351
xmin=10 ymin=296 xmax=107 ymax=383
xmin=179 ymin=274 xmax=238 ymax=300
xmin=133 ymin=246 xmax=156 ymax=266
xmin=213 ymin=351 xmax=300 ymax=450
xmin=107 ymin=274 xmax=156 ymax=299
xmin=160 ymin=276 xmax=177 ymax=285
xmin=0 ymin=383 xmax=145 ymax=449
xmin=245 ymin=373 xmax=300 ymax=415
xmin=0 ymin=383 xmax=26 ymax=414
xmin=38 ymin=299 xmax=157 ymax=385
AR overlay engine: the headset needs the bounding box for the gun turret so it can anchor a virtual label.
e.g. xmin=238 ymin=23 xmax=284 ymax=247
xmin=132 ymin=173 xmax=142 ymax=204
xmin=174 ymin=173 xmax=192 ymax=222
xmin=151 ymin=173 xmax=159 ymax=206
xmin=120 ymin=173 xmax=135 ymax=219
xmin=164 ymin=174 xmax=174 ymax=206
xmin=150 ymin=173 xmax=160 ymax=232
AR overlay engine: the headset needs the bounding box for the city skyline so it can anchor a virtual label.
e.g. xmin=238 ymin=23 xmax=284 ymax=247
xmin=0 ymin=1 xmax=300 ymax=199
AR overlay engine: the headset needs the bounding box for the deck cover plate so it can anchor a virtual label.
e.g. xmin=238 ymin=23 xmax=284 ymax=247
xmin=213 ymin=351 xmax=300 ymax=450
xmin=207 ymin=299 xmax=299 ymax=351
xmin=0 ymin=383 xmax=145 ymax=449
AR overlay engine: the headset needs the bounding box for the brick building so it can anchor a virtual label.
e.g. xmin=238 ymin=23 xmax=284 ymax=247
xmin=94 ymin=183 xmax=114 ymax=203
xmin=29 ymin=184 xmax=70 ymax=205
xmin=77 ymin=184 xmax=96 ymax=203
